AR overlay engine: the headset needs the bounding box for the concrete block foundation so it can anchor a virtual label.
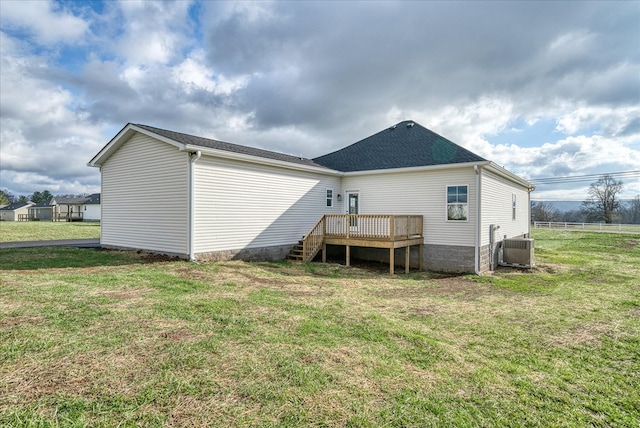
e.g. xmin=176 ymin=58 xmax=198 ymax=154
xmin=195 ymin=243 xmax=294 ymax=262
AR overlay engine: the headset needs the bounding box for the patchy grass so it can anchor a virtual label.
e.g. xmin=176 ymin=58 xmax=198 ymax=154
xmin=0 ymin=230 xmax=638 ymax=427
xmin=0 ymin=221 xmax=100 ymax=242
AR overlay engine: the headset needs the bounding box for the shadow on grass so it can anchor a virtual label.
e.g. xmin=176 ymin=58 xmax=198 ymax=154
xmin=0 ymin=247 xmax=176 ymax=271
xmin=253 ymin=257 xmax=463 ymax=281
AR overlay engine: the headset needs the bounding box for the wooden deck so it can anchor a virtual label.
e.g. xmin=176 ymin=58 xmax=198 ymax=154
xmin=53 ymin=212 xmax=84 ymax=222
xmin=292 ymin=214 xmax=424 ymax=275
xmin=17 ymin=213 xmax=84 ymax=222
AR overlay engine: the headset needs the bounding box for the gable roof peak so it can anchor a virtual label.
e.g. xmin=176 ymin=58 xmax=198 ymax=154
xmin=313 ymin=120 xmax=486 ymax=172
xmin=388 ymin=120 xmax=417 ymax=130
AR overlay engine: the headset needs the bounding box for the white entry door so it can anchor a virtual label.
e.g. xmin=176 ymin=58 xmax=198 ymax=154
xmin=346 ymin=191 xmax=359 ymax=230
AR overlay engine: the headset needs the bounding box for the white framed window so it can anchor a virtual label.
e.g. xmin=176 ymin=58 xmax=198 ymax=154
xmin=326 ymin=189 xmax=333 ymax=207
xmin=447 ymin=185 xmax=468 ymax=221
xmin=512 ymin=194 xmax=517 ymax=220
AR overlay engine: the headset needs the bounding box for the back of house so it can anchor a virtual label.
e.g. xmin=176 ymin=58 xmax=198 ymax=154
xmin=89 ymin=120 xmax=533 ymax=273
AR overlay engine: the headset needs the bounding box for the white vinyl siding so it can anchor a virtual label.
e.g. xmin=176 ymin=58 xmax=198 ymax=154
xmin=480 ymin=169 xmax=531 ymax=247
xmin=341 ymin=167 xmax=477 ymax=247
xmin=193 ymin=156 xmax=341 ymax=253
xmin=83 ymin=204 xmax=101 ymax=221
xmin=101 ymin=133 xmax=189 ymax=254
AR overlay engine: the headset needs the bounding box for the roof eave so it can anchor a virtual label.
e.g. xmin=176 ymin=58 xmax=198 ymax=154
xmin=485 ymin=162 xmax=535 ymax=190
xmin=88 ymin=124 xmax=187 ymax=167
xmin=343 ymin=161 xmax=491 ymax=176
xmin=182 ymin=144 xmax=342 ymax=176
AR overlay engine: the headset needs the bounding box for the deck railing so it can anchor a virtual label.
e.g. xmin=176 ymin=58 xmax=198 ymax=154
xmin=324 ymin=214 xmax=423 ymax=240
xmin=300 ymin=214 xmax=423 ymax=262
xmin=302 ymin=216 xmax=326 ymax=262
xmin=53 ymin=212 xmax=84 ymax=222
xmin=297 ymin=214 xmax=425 ymax=272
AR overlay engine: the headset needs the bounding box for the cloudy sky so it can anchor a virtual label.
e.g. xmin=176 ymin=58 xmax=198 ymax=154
xmin=1 ymin=0 xmax=639 ymax=200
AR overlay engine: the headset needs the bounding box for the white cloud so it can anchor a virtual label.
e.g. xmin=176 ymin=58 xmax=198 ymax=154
xmin=0 ymin=0 xmax=89 ymax=44
xmin=555 ymin=104 xmax=640 ymax=137
xmin=112 ymin=0 xmax=194 ymax=66
xmin=171 ymin=50 xmax=249 ymax=95
xmin=0 ymin=32 xmax=104 ymax=196
xmin=547 ymin=31 xmax=595 ymax=56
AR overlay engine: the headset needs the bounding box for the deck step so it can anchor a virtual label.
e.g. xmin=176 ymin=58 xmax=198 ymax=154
xmin=287 ymin=241 xmax=306 ymax=261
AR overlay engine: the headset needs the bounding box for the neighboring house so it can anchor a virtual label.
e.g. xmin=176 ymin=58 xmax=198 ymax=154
xmin=29 ymin=199 xmax=53 ymax=220
xmin=81 ymin=193 xmax=101 ymax=221
xmin=88 ymin=121 xmax=534 ymax=273
xmin=28 ymin=194 xmax=101 ymax=221
xmin=0 ymin=201 xmax=34 ymax=221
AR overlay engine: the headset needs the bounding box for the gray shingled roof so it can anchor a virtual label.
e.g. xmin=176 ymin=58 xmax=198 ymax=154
xmin=31 ymin=198 xmax=53 ymax=208
xmin=135 ymin=124 xmax=332 ymax=170
xmin=313 ymin=120 xmax=487 ymax=172
xmin=0 ymin=202 xmax=31 ymax=211
xmin=56 ymin=196 xmax=89 ymax=205
xmin=84 ymin=193 xmax=100 ymax=205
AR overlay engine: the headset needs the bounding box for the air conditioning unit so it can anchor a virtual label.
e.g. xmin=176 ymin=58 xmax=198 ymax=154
xmin=500 ymin=238 xmax=534 ymax=268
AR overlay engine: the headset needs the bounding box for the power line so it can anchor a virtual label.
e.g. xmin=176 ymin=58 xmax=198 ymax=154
xmin=529 ymin=170 xmax=640 ymax=185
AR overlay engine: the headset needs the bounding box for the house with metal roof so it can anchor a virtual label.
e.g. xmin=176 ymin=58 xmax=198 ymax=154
xmin=89 ymin=121 xmax=534 ymax=273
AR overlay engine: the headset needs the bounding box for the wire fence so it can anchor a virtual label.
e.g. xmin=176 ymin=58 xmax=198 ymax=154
xmin=533 ymin=221 xmax=640 ymax=234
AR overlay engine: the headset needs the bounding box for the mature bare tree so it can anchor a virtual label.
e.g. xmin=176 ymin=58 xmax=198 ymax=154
xmin=581 ymin=174 xmax=623 ymax=223
xmin=531 ymin=201 xmax=560 ymax=222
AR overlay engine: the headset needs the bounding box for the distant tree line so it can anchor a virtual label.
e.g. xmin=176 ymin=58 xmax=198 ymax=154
xmin=0 ymin=189 xmax=75 ymax=206
xmin=532 ymin=174 xmax=640 ymax=224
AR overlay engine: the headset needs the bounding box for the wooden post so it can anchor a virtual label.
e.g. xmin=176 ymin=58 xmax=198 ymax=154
xmin=346 ymin=215 xmax=350 ymax=239
xmin=389 ymin=247 xmax=394 ymax=275
xmin=405 ymin=216 xmax=409 ymax=239
xmin=405 ymin=245 xmax=410 ymax=273
xmin=322 ymin=243 xmax=327 ymax=263
xmin=390 ymin=216 xmax=395 ymax=241
xmin=419 ymin=243 xmax=424 ymax=271
xmin=346 ymin=245 xmax=350 ymax=267
xmin=302 ymin=239 xmax=307 ymax=262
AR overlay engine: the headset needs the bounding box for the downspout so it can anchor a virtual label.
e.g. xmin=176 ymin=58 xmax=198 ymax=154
xmin=527 ymin=185 xmax=533 ymax=238
xmin=474 ymin=165 xmax=482 ymax=275
xmin=188 ymin=150 xmax=201 ymax=261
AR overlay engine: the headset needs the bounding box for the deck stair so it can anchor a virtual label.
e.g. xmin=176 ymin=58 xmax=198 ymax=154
xmin=286 ymin=214 xmax=424 ymax=274
xmin=286 ymin=240 xmax=305 ymax=261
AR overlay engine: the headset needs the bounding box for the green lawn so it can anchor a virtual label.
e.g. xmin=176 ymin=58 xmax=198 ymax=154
xmin=0 ymin=221 xmax=100 ymax=242
xmin=0 ymin=230 xmax=638 ymax=427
